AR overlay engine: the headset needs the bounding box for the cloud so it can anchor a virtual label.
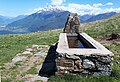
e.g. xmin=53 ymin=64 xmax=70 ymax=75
xmin=93 ymin=3 xmax=103 ymax=7
xmin=105 ymin=8 xmax=120 ymax=13
xmin=106 ymin=2 xmax=113 ymax=6
xmin=33 ymin=5 xmax=66 ymax=12
xmin=51 ymin=0 xmax=65 ymax=5
xmin=34 ymin=7 xmax=43 ymax=11
xmin=66 ymin=3 xmax=103 ymax=15
xmin=33 ymin=2 xmax=120 ymax=16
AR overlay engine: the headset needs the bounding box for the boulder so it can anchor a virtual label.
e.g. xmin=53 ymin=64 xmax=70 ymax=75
xmin=83 ymin=59 xmax=95 ymax=69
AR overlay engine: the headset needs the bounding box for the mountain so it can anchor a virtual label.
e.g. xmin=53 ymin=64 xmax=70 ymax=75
xmin=6 ymin=6 xmax=70 ymax=33
xmin=0 ymin=15 xmax=10 ymax=19
xmin=5 ymin=5 xmax=117 ymax=34
xmin=0 ymin=15 xmax=10 ymax=26
xmin=85 ymin=12 xmax=116 ymax=22
xmin=8 ymin=15 xmax=27 ymax=23
xmin=0 ymin=15 xmax=27 ymax=26
xmin=80 ymin=14 xmax=93 ymax=23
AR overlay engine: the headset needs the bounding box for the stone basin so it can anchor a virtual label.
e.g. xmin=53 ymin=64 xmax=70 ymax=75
xmin=56 ymin=33 xmax=113 ymax=56
xmin=56 ymin=33 xmax=114 ymax=76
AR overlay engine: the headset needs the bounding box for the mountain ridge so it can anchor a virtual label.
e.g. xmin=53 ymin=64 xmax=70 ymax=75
xmin=0 ymin=6 xmax=117 ymax=35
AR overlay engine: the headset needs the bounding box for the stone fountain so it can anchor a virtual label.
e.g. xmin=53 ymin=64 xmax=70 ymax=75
xmin=55 ymin=13 xmax=114 ymax=76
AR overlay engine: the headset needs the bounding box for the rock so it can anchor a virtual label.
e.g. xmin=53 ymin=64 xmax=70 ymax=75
xmin=83 ymin=59 xmax=95 ymax=69
xmin=82 ymin=70 xmax=89 ymax=74
xmin=96 ymin=64 xmax=112 ymax=71
xmin=39 ymin=45 xmax=49 ymax=48
xmin=97 ymin=56 xmax=112 ymax=63
xmin=26 ymin=48 xmax=34 ymax=52
xmin=34 ymin=52 xmax=47 ymax=56
xmin=22 ymin=51 xmax=33 ymax=55
xmin=75 ymin=60 xmax=82 ymax=69
xmin=32 ymin=45 xmax=39 ymax=49
xmin=93 ymin=71 xmax=111 ymax=76
xmin=65 ymin=54 xmax=80 ymax=60
xmin=57 ymin=66 xmax=66 ymax=70
xmin=12 ymin=56 xmax=27 ymax=63
xmin=16 ymin=53 xmax=22 ymax=56
xmin=57 ymin=57 xmax=74 ymax=67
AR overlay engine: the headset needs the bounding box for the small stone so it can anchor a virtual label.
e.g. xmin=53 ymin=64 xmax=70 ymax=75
xmin=83 ymin=59 xmax=95 ymax=69
xmin=65 ymin=54 xmax=80 ymax=60
xmin=16 ymin=53 xmax=22 ymax=56
xmin=22 ymin=51 xmax=33 ymax=55
xmin=34 ymin=52 xmax=47 ymax=56
xmin=75 ymin=60 xmax=82 ymax=69
xmin=57 ymin=66 xmax=65 ymax=70
xmin=32 ymin=45 xmax=39 ymax=49
xmin=39 ymin=45 xmax=49 ymax=48
xmin=26 ymin=48 xmax=33 ymax=52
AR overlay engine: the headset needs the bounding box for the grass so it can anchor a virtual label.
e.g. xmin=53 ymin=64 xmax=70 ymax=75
xmin=81 ymin=13 xmax=120 ymax=38
xmin=0 ymin=29 xmax=62 ymax=65
xmin=26 ymin=67 xmax=38 ymax=74
xmin=48 ymin=73 xmax=120 ymax=82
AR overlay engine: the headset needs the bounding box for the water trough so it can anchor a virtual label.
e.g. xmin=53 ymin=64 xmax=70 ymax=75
xmin=55 ymin=13 xmax=114 ymax=76
xmin=56 ymin=33 xmax=113 ymax=76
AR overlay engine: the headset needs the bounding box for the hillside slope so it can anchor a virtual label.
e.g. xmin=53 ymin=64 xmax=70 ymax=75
xmin=0 ymin=15 xmax=27 ymax=26
xmin=81 ymin=13 xmax=120 ymax=38
xmin=85 ymin=12 xmax=116 ymax=23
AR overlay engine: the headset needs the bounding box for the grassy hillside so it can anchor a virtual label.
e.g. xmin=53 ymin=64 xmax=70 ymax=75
xmin=81 ymin=13 xmax=120 ymax=38
xmin=0 ymin=13 xmax=120 ymax=82
xmin=0 ymin=30 xmax=62 ymax=65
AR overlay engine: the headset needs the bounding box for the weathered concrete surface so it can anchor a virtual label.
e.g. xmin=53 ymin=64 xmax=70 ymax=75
xmin=56 ymin=33 xmax=114 ymax=56
xmin=56 ymin=33 xmax=114 ymax=76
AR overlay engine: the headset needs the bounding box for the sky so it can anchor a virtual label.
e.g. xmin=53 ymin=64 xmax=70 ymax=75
xmin=0 ymin=0 xmax=120 ymax=17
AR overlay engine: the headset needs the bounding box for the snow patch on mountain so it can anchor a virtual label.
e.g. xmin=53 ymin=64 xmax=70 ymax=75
xmin=37 ymin=5 xmax=66 ymax=14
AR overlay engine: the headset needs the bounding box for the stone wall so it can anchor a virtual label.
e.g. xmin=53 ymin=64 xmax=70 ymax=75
xmin=56 ymin=53 xmax=113 ymax=76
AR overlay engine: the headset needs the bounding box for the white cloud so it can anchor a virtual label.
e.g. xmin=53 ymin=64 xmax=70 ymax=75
xmin=106 ymin=2 xmax=113 ymax=6
xmin=105 ymin=8 xmax=120 ymax=13
xmin=33 ymin=2 xmax=120 ymax=16
xmin=34 ymin=7 xmax=43 ymax=11
xmin=51 ymin=0 xmax=65 ymax=5
xmin=93 ymin=3 xmax=103 ymax=7
xmin=33 ymin=5 xmax=66 ymax=12
xmin=66 ymin=3 xmax=103 ymax=15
